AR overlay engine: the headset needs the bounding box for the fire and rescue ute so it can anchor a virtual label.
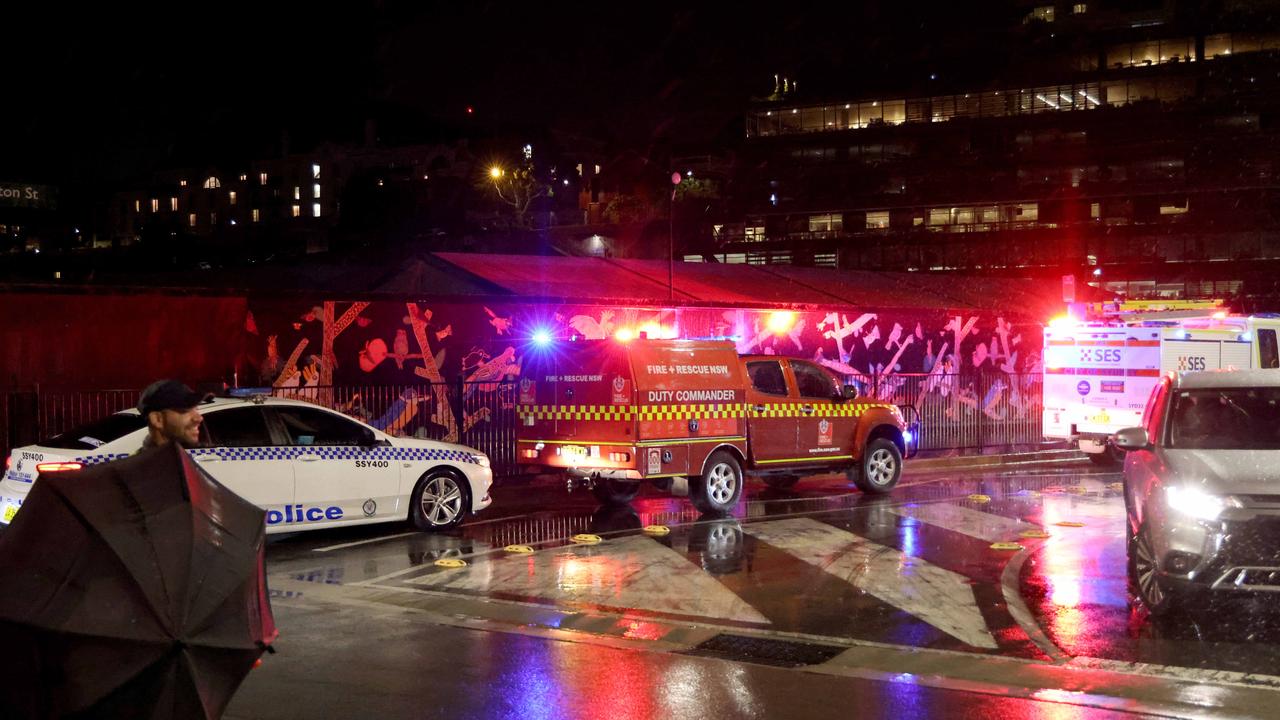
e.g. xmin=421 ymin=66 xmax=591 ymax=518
xmin=1044 ymin=314 xmax=1280 ymax=464
xmin=517 ymin=338 xmax=908 ymax=513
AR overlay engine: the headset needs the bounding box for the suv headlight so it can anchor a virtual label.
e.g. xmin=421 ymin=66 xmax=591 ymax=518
xmin=1164 ymin=485 xmax=1240 ymax=521
xmin=473 ymin=454 xmax=491 ymax=469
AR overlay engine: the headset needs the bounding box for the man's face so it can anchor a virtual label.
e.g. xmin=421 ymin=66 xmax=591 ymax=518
xmin=153 ymin=407 xmax=203 ymax=448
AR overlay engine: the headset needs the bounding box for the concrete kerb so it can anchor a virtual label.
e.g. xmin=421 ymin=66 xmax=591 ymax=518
xmin=907 ymin=448 xmax=1086 ymax=473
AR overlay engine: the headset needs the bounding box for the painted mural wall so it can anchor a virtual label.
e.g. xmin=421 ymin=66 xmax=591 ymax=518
xmin=242 ymin=299 xmax=1045 ymax=439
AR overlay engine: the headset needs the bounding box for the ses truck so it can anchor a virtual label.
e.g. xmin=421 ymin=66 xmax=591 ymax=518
xmin=1043 ymin=314 xmax=1280 ymax=464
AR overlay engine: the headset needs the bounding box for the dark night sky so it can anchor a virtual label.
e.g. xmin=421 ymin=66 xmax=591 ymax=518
xmin=1 ymin=2 xmax=1017 ymax=189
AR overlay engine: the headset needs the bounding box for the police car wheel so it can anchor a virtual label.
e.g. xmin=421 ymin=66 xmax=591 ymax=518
xmin=591 ymin=478 xmax=641 ymax=505
xmin=410 ymin=470 xmax=470 ymax=531
xmin=853 ymin=439 xmax=901 ymax=494
xmin=691 ymin=451 xmax=743 ymax=516
xmin=762 ymin=475 xmax=799 ymax=489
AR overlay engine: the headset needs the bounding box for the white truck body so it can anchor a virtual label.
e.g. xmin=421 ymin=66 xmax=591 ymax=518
xmin=1043 ymin=315 xmax=1280 ymax=458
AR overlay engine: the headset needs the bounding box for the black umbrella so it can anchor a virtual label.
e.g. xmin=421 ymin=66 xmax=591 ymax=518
xmin=0 ymin=444 xmax=277 ymax=719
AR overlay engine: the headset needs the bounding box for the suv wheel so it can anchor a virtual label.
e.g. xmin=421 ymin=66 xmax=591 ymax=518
xmin=1128 ymin=522 xmax=1179 ymax=616
xmin=853 ymin=438 xmax=901 ymax=494
xmin=692 ymin=451 xmax=743 ymax=515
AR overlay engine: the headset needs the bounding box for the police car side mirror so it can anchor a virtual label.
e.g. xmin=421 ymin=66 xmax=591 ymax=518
xmin=839 ymin=385 xmax=859 ymax=401
xmin=1113 ymin=427 xmax=1150 ymax=451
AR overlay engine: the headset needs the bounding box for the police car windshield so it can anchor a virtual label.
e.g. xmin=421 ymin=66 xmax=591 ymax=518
xmin=39 ymin=413 xmax=148 ymax=450
xmin=1169 ymin=388 xmax=1280 ymax=450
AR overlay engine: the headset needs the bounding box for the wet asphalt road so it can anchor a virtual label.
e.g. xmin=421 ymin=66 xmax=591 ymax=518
xmin=226 ymin=462 xmax=1280 ymax=718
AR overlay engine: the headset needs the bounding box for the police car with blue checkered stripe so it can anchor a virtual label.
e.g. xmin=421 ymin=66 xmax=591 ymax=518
xmin=1 ymin=395 xmax=492 ymax=533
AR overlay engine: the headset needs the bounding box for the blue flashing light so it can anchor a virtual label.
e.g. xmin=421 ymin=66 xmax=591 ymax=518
xmin=902 ymin=430 xmax=914 ymax=445
xmin=531 ymin=329 xmax=553 ymax=347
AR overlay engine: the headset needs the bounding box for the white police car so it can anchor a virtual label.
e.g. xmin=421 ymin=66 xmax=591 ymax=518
xmin=0 ymin=395 xmax=493 ymax=534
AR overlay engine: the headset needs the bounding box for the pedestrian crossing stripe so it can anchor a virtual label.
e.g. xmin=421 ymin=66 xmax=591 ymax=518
xmin=75 ymin=446 xmax=484 ymax=466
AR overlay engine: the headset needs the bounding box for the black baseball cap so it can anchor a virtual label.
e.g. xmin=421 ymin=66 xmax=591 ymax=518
xmin=138 ymin=380 xmax=210 ymax=415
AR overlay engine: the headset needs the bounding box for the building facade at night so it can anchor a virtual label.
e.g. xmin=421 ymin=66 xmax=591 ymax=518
xmin=703 ymin=1 xmax=1280 ymax=303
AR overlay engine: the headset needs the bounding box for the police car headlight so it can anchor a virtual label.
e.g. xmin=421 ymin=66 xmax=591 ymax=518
xmin=474 ymin=454 xmax=491 ymax=469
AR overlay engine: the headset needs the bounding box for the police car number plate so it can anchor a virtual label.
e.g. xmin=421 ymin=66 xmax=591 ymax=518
xmin=2 ymin=504 xmax=17 ymax=523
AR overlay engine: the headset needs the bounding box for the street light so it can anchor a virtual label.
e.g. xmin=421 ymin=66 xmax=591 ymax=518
xmin=670 ymin=172 xmax=682 ymax=302
xmin=489 ymin=166 xmax=504 ymax=179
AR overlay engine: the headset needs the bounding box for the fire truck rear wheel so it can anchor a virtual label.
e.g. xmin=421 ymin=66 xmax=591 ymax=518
xmin=853 ymin=439 xmax=901 ymax=494
xmin=762 ymin=475 xmax=800 ymax=489
xmin=591 ymin=478 xmax=641 ymax=505
xmin=692 ymin=451 xmax=744 ymax=515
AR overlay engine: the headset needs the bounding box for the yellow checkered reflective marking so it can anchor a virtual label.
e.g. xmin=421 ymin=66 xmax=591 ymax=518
xmin=749 ymin=402 xmax=893 ymax=418
xmin=517 ymin=402 xmax=894 ymax=422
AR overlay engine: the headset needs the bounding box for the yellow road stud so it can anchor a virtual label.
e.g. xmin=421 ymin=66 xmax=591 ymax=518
xmin=643 ymin=525 xmax=671 ymax=536
xmin=571 ymin=534 xmax=603 ymax=545
xmin=434 ymin=558 xmax=467 ymax=569
xmin=990 ymin=542 xmax=1023 ymax=551
xmin=1067 ymin=486 xmax=1089 ymax=495
xmin=968 ymin=494 xmax=992 ymax=503
xmin=1020 ymin=529 xmax=1051 ymax=539
xmin=1107 ymin=482 xmax=1125 ymax=491
xmin=504 ymin=545 xmax=535 ymax=554
xmin=1054 ymin=521 xmax=1086 ymax=528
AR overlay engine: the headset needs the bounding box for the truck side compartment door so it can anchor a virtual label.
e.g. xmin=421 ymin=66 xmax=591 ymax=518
xmin=744 ymin=359 xmax=798 ymax=465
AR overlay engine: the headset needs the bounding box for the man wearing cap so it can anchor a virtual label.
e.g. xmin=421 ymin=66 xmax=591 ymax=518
xmin=137 ymin=379 xmax=209 ymax=450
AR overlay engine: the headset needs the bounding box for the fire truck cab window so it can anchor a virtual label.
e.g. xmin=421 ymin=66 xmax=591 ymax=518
xmin=792 ymin=361 xmax=839 ymax=398
xmin=747 ymin=361 xmax=788 ymax=396
xmin=1258 ymin=329 xmax=1279 ymax=369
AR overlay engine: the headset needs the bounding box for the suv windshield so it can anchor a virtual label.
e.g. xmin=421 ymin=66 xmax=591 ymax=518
xmin=1169 ymin=388 xmax=1280 ymax=450
xmin=39 ymin=413 xmax=147 ymax=450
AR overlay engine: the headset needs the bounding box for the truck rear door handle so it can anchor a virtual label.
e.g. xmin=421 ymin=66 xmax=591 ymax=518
xmin=194 ymin=455 xmax=223 ymax=463
xmin=297 ymin=454 xmax=321 ymax=462
xmin=801 ymin=405 xmax=815 ymax=414
xmin=753 ymin=404 xmax=767 ymax=413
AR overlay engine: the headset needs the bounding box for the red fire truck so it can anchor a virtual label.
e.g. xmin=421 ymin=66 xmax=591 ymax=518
xmin=517 ymin=338 xmax=909 ymax=514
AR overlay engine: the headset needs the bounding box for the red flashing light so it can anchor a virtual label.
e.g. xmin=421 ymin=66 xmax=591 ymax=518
xmin=3 ymin=455 xmax=9 ymax=471
xmin=36 ymin=462 xmax=83 ymax=473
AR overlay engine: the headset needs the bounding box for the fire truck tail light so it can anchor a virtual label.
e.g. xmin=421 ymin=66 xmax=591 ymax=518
xmin=36 ymin=462 xmax=83 ymax=473
xmin=521 ymin=449 xmax=539 ymax=459
xmin=609 ymin=452 xmax=631 ymax=463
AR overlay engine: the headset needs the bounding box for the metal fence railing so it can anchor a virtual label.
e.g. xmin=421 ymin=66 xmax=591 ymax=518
xmin=857 ymin=371 xmax=1044 ymax=451
xmin=1 ymin=373 xmax=1043 ymax=474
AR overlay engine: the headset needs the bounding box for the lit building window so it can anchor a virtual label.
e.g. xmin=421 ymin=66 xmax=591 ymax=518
xmin=134 ymin=200 xmax=141 ymax=213
xmin=312 ymin=163 xmax=320 ymax=179
xmin=150 ymin=198 xmax=159 ymax=213
xmin=229 ymin=191 xmax=237 ymax=206
xmin=292 ymin=205 xmax=301 ymax=218
xmin=294 ymin=186 xmax=301 ymax=200
xmin=211 ymin=212 xmax=217 ymax=225
xmin=1025 ymin=5 xmax=1054 ymax=23
xmin=259 ymin=172 xmax=268 ymax=185
xmin=313 ymin=183 xmax=321 ymax=198
xmin=744 ymin=226 xmax=766 ymax=243
xmin=179 ymin=179 xmax=187 ymax=187
xmin=1073 ymin=3 xmax=1087 ymax=13
xmin=189 ymin=213 xmax=197 ymax=227
xmin=808 ymin=213 xmax=843 ymax=233
xmin=312 ymin=203 xmax=321 ymax=218
xmin=169 ymin=197 xmax=178 ymax=211
xmin=239 ymin=174 xmax=248 ymax=181
xmin=252 ymin=208 xmax=260 ymax=223
xmin=866 ymin=211 xmax=890 ymax=229
xmin=203 ymin=177 xmax=221 ymax=189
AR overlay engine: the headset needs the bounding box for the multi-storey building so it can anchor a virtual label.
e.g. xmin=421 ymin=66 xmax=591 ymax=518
xmin=702 ymin=1 xmax=1280 ymax=302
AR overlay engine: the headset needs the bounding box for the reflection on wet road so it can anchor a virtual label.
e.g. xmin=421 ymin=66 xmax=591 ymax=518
xmin=264 ymin=464 xmax=1280 ymax=682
